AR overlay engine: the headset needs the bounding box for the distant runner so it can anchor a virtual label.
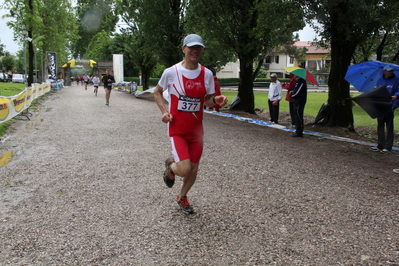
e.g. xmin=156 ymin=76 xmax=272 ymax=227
xmin=92 ymin=75 xmax=100 ymax=96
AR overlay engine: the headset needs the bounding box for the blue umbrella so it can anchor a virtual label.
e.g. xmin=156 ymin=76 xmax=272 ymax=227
xmin=344 ymin=60 xmax=399 ymax=92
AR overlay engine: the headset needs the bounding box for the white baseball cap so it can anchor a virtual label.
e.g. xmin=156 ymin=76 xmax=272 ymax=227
xmin=383 ymin=65 xmax=394 ymax=71
xmin=183 ymin=34 xmax=205 ymax=47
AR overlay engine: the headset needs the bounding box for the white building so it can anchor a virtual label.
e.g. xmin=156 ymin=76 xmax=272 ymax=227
xmin=216 ymin=61 xmax=240 ymax=78
xmin=216 ymin=41 xmax=330 ymax=82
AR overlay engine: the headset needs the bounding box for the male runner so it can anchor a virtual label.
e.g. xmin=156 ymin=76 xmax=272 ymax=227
xmin=102 ymin=70 xmax=115 ymax=106
xmin=92 ymin=74 xmax=100 ymax=96
xmin=154 ymin=34 xmax=228 ymax=214
xmin=83 ymin=74 xmax=90 ymax=90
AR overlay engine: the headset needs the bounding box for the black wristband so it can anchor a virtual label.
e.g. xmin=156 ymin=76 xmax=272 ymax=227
xmin=213 ymin=96 xmax=216 ymax=104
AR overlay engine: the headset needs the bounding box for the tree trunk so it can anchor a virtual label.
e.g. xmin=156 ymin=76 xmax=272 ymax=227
xmin=375 ymin=32 xmax=387 ymax=61
xmin=253 ymin=57 xmax=264 ymax=81
xmin=27 ymin=0 xmax=34 ymax=86
xmin=326 ymin=39 xmax=355 ymax=130
xmin=392 ymin=49 xmax=399 ymax=62
xmin=141 ymin=70 xmax=151 ymax=91
xmin=28 ymin=31 xmax=34 ymax=86
xmin=230 ymin=58 xmax=255 ymax=114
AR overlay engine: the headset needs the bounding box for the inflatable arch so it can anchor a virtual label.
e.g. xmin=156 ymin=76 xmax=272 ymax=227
xmin=62 ymin=59 xmax=97 ymax=68
xmin=60 ymin=59 xmax=112 ymax=86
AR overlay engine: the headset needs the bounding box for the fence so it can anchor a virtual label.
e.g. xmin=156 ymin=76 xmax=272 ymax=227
xmin=0 ymin=82 xmax=52 ymax=123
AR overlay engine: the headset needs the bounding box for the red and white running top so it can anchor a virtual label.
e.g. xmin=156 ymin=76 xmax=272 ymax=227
xmin=158 ymin=62 xmax=215 ymax=136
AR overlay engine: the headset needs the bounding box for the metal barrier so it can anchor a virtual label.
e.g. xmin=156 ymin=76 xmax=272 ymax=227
xmin=112 ymin=81 xmax=137 ymax=94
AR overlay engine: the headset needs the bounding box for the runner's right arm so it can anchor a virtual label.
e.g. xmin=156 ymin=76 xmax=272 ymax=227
xmin=154 ymin=85 xmax=173 ymax=123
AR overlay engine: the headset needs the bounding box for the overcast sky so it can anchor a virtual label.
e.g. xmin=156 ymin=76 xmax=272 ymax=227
xmin=0 ymin=4 xmax=318 ymax=55
xmin=0 ymin=5 xmax=20 ymax=55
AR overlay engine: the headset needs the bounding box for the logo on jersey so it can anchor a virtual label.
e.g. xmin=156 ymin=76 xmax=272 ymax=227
xmin=185 ymin=80 xmax=195 ymax=90
xmin=185 ymin=80 xmax=203 ymax=90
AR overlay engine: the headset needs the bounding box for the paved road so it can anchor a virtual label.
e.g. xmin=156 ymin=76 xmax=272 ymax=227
xmin=0 ymin=85 xmax=398 ymax=265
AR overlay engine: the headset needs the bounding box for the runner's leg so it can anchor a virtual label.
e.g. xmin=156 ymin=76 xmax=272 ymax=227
xmin=169 ymin=134 xmax=203 ymax=197
xmin=105 ymin=88 xmax=111 ymax=103
xmin=180 ymin=162 xmax=199 ymax=197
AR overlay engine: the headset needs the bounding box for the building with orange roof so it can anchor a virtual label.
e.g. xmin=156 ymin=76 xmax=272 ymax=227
xmin=216 ymin=40 xmax=330 ymax=85
xmin=294 ymin=41 xmax=330 ymax=71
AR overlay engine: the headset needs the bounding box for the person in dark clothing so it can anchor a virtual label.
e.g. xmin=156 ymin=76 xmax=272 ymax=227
xmin=370 ymin=65 xmax=399 ymax=153
xmin=102 ymin=70 xmax=115 ymax=106
xmin=290 ymin=75 xmax=307 ymax=137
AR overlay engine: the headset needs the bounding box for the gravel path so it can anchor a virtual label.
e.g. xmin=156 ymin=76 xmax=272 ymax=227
xmin=0 ymin=85 xmax=398 ymax=265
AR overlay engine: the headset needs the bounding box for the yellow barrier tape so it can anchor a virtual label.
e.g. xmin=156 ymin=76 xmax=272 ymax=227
xmin=0 ymin=150 xmax=13 ymax=167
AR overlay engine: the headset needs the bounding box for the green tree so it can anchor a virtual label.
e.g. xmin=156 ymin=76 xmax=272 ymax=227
xmin=116 ymin=0 xmax=182 ymax=86
xmin=131 ymin=33 xmax=158 ymax=90
xmin=152 ymin=64 xmax=166 ymax=78
xmin=14 ymin=50 xmax=24 ymax=72
xmin=3 ymin=0 xmax=78 ymax=85
xmin=116 ymin=0 xmax=187 ymax=68
xmin=85 ymin=31 xmax=112 ymax=61
xmin=0 ymin=43 xmax=5 ymax=56
xmin=302 ymin=0 xmax=392 ymax=129
xmin=72 ymin=0 xmax=118 ymax=59
xmin=1 ymin=53 xmax=16 ymax=72
xmin=374 ymin=0 xmax=399 ymax=63
xmin=352 ymin=32 xmax=399 ymax=64
xmin=187 ymin=0 xmax=305 ymax=113
xmin=352 ymin=0 xmax=399 ymax=64
xmin=115 ymin=0 xmax=237 ymax=84
xmin=192 ymin=37 xmax=236 ymax=76
xmin=352 ymin=36 xmax=378 ymax=64
xmin=106 ymin=33 xmax=140 ymax=77
xmin=4 ymin=0 xmax=41 ymax=85
xmin=37 ymin=0 xmax=78 ymax=66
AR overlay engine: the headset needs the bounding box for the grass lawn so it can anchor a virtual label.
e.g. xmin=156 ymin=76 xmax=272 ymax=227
xmin=221 ymin=90 xmax=380 ymax=128
xmin=0 ymin=83 xmax=27 ymax=136
xmin=0 ymin=83 xmax=26 ymax=96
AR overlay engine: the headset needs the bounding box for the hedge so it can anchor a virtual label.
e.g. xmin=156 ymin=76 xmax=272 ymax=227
xmin=123 ymin=77 xmax=292 ymax=87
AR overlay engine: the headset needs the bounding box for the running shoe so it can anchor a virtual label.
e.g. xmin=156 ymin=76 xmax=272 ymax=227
xmin=177 ymin=195 xmax=194 ymax=214
xmin=380 ymin=149 xmax=390 ymax=154
xmin=370 ymin=146 xmax=380 ymax=152
xmin=163 ymin=157 xmax=175 ymax=188
xmin=105 ymin=101 xmax=109 ymax=106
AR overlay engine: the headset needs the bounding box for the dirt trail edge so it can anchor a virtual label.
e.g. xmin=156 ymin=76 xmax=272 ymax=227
xmin=0 ymin=85 xmax=398 ymax=265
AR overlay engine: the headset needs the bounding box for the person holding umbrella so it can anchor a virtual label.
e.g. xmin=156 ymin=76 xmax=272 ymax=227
xmin=290 ymin=74 xmax=308 ymax=137
xmin=370 ymin=65 xmax=399 ymax=153
xmin=283 ymin=67 xmax=317 ymax=134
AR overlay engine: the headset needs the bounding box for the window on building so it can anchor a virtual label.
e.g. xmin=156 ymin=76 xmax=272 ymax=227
xmin=308 ymin=60 xmax=317 ymax=71
xmin=265 ymin=56 xmax=271 ymax=64
xmin=289 ymin=56 xmax=294 ymax=64
xmin=275 ymin=56 xmax=279 ymax=64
